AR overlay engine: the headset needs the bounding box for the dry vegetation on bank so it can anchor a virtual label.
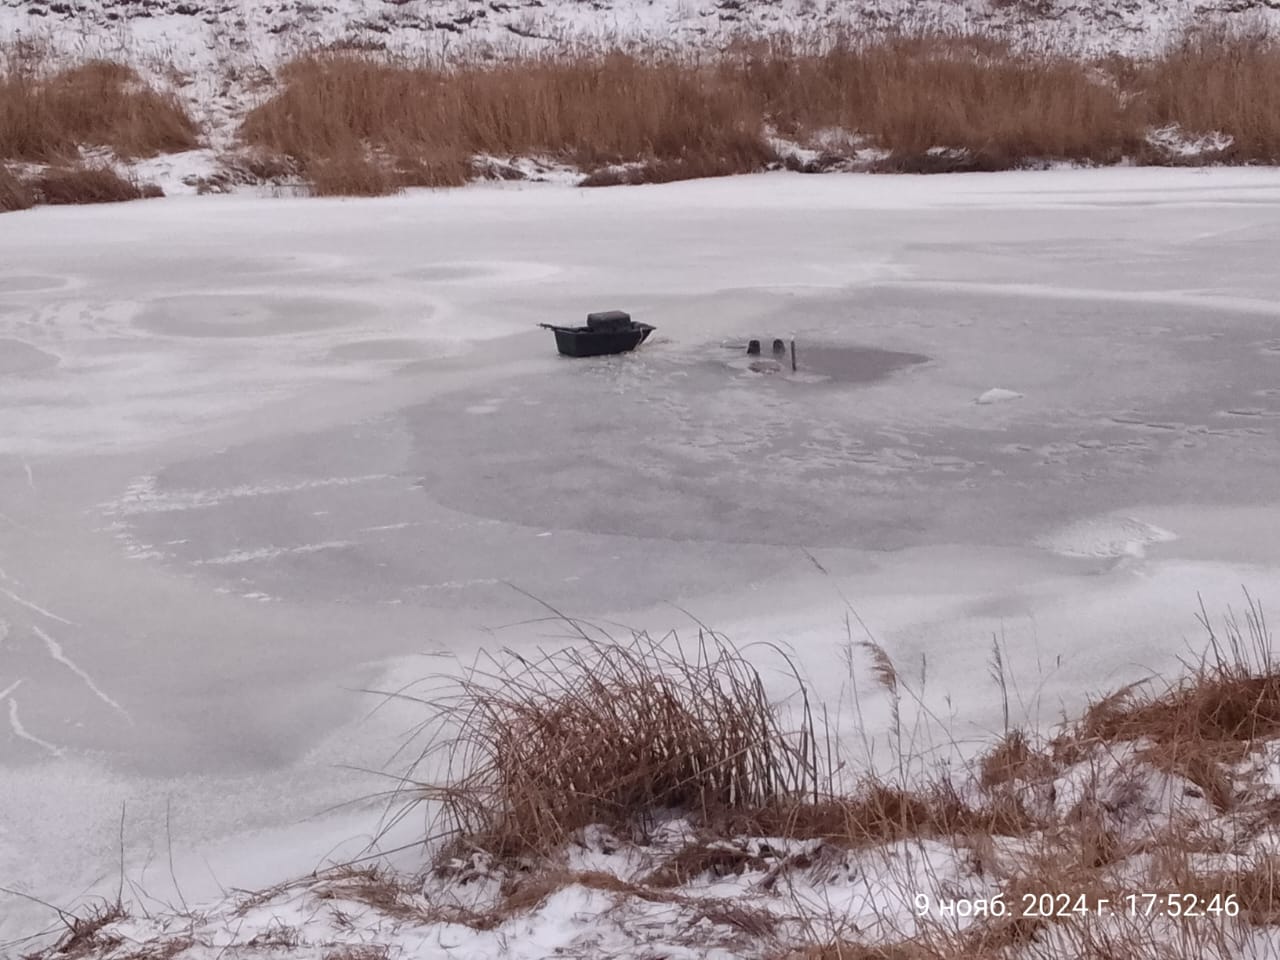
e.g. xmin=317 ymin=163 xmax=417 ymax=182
xmin=0 ymin=54 xmax=197 ymax=162
xmin=339 ymin=600 xmax=1280 ymax=959
xmin=7 ymin=29 xmax=1280 ymax=204
xmin=0 ymin=163 xmax=165 ymax=209
xmin=30 ymin=166 xmax=165 ymax=205
xmin=0 ymin=162 xmax=33 ymax=211
xmin=236 ymin=29 xmax=1280 ymax=194
xmin=0 ymin=52 xmax=187 ymax=209
xmin=36 ymin=601 xmax=1280 ymax=960
xmin=4 ymin=29 xmax=1280 ymax=204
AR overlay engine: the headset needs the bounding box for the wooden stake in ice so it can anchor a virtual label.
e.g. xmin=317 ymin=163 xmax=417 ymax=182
xmin=790 ymin=337 xmax=797 ymax=372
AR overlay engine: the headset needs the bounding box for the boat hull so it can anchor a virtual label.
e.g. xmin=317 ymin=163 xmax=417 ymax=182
xmin=544 ymin=323 xmax=654 ymax=358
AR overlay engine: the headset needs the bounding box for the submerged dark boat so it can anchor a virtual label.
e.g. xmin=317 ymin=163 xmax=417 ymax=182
xmin=540 ymin=310 xmax=655 ymax=358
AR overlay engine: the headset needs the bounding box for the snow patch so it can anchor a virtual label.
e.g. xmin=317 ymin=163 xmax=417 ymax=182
xmin=1037 ymin=514 xmax=1179 ymax=559
xmin=975 ymin=387 xmax=1024 ymax=404
xmin=1145 ymin=124 xmax=1235 ymax=160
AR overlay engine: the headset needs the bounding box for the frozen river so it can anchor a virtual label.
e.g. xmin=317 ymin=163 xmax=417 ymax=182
xmin=4 ymin=169 xmax=1280 ymax=941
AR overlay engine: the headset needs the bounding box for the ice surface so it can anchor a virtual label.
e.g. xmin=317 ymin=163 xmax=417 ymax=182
xmin=0 ymin=338 xmax=59 ymax=375
xmin=975 ymin=386 xmax=1022 ymax=404
xmin=4 ymin=169 xmax=1280 ymax=940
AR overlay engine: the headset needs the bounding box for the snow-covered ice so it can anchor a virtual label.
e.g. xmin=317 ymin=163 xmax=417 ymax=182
xmin=5 ymin=168 xmax=1280 ymax=942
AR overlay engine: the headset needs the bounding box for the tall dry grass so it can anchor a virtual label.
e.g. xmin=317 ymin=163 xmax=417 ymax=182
xmin=239 ymin=38 xmax=1128 ymax=189
xmin=389 ymin=631 xmax=822 ymax=858
xmin=1136 ymin=30 xmax=1280 ymax=162
xmin=733 ymin=35 xmax=1142 ymax=170
xmin=240 ymin=28 xmax=1280 ymax=193
xmin=0 ymin=163 xmax=32 ymax=211
xmin=240 ymin=51 xmax=773 ymax=194
xmin=402 ymin=600 xmax=1280 ymax=860
xmin=31 ymin=165 xmax=164 ymax=205
xmin=1053 ymin=597 xmax=1275 ymax=811
xmin=5 ymin=29 xmax=1279 ymax=199
xmin=0 ymin=163 xmax=163 ymax=210
xmin=0 ymin=50 xmax=198 ymax=162
xmin=308 ymin=150 xmax=402 ymax=197
xmin=239 ymin=30 xmax=1280 ymax=193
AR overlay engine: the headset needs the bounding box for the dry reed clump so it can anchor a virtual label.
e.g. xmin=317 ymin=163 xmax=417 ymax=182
xmin=733 ymin=779 xmax=1038 ymax=847
xmin=979 ymin=730 xmax=1056 ymax=789
xmin=579 ymin=152 xmax=770 ymax=187
xmin=396 ymin=631 xmax=822 ymax=859
xmin=398 ymin=627 xmax=1049 ymax=866
xmin=0 ymin=163 xmax=32 ymax=211
xmin=0 ymin=52 xmax=199 ymax=162
xmin=31 ymin=166 xmax=163 ymax=205
xmin=1058 ymin=597 xmax=1274 ymax=810
xmin=45 ymin=899 xmax=128 ymax=959
xmin=307 ymin=149 xmax=401 ymax=197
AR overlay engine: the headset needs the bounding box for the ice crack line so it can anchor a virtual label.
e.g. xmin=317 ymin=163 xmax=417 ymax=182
xmin=6 ymin=696 xmax=61 ymax=757
xmin=32 ymin=624 xmax=133 ymax=725
xmin=107 ymin=473 xmax=396 ymax=516
xmin=194 ymin=539 xmax=356 ymax=565
xmin=0 ymin=587 xmax=75 ymax=625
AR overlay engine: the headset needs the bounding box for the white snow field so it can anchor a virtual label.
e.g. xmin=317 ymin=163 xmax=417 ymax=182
xmin=6 ymin=0 xmax=1280 ymax=72
xmin=4 ymin=168 xmax=1280 ymax=945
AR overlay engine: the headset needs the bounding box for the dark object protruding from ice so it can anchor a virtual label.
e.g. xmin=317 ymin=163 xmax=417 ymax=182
xmin=539 ymin=310 xmax=655 ymax=357
xmin=772 ymin=338 xmax=786 ymax=355
xmin=747 ymin=339 xmax=761 ymax=355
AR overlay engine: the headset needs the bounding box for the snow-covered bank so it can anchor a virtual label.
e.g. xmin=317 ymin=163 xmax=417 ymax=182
xmin=5 ymin=169 xmax=1280 ymax=946
xmin=5 ymin=0 xmax=1280 ymax=75
xmin=21 ymin=618 xmax=1280 ymax=960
